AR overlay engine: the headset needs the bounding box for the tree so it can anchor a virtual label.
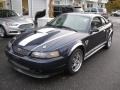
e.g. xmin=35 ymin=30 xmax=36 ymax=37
xmin=106 ymin=0 xmax=120 ymax=12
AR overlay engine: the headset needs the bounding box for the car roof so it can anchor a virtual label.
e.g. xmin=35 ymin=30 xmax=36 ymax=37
xmin=66 ymin=13 xmax=102 ymax=19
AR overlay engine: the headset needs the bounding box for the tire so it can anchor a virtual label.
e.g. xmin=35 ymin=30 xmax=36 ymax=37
xmin=104 ymin=35 xmax=112 ymax=49
xmin=0 ymin=26 xmax=6 ymax=38
xmin=67 ymin=49 xmax=83 ymax=75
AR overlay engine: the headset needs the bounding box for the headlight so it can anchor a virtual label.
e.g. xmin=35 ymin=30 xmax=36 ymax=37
xmin=8 ymin=36 xmax=16 ymax=48
xmin=31 ymin=51 xmax=60 ymax=59
xmin=6 ymin=22 xmax=19 ymax=26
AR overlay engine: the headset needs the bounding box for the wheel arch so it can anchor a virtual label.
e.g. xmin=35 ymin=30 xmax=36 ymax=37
xmin=109 ymin=28 xmax=113 ymax=37
xmin=0 ymin=24 xmax=7 ymax=37
xmin=0 ymin=24 xmax=5 ymax=30
xmin=68 ymin=42 xmax=85 ymax=57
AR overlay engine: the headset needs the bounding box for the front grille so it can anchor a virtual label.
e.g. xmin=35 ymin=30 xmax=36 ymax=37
xmin=19 ymin=23 xmax=33 ymax=29
xmin=13 ymin=46 xmax=30 ymax=56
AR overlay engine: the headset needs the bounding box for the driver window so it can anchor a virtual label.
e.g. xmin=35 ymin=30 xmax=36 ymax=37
xmin=100 ymin=17 xmax=106 ymax=25
xmin=91 ymin=17 xmax=102 ymax=29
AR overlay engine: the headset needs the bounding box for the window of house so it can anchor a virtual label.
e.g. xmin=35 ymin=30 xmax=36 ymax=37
xmin=55 ymin=1 xmax=60 ymax=5
xmin=87 ymin=3 xmax=93 ymax=8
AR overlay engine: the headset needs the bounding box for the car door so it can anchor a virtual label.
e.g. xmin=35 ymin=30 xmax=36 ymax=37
xmin=85 ymin=17 xmax=106 ymax=54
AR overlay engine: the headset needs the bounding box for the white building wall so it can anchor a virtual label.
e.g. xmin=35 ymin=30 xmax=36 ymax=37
xmin=11 ymin=0 xmax=22 ymax=15
xmin=5 ymin=0 xmax=11 ymax=9
xmin=29 ymin=0 xmax=47 ymax=18
xmin=86 ymin=0 xmax=98 ymax=2
xmin=11 ymin=0 xmax=48 ymax=18
xmin=98 ymin=0 xmax=108 ymax=3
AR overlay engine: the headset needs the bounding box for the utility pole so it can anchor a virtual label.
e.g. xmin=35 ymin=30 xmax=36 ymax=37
xmin=49 ymin=0 xmax=54 ymax=18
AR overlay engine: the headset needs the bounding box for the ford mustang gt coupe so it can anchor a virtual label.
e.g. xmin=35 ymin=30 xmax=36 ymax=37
xmin=5 ymin=13 xmax=113 ymax=78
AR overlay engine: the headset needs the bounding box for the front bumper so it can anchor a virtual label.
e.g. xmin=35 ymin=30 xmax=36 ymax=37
xmin=5 ymin=24 xmax=34 ymax=36
xmin=6 ymin=27 xmax=33 ymax=36
xmin=7 ymin=29 xmax=22 ymax=35
xmin=5 ymin=50 xmax=67 ymax=78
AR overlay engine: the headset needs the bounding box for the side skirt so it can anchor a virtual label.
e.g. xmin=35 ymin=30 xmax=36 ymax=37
xmin=84 ymin=42 xmax=106 ymax=60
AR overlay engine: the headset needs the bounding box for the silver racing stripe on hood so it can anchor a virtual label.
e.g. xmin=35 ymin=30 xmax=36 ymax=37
xmin=37 ymin=28 xmax=56 ymax=33
xmin=31 ymin=32 xmax=76 ymax=51
xmin=19 ymin=33 xmax=47 ymax=46
xmin=19 ymin=28 xmax=55 ymax=46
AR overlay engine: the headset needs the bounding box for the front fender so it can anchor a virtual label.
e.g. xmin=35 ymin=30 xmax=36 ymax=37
xmin=109 ymin=28 xmax=113 ymax=36
xmin=68 ymin=41 xmax=84 ymax=56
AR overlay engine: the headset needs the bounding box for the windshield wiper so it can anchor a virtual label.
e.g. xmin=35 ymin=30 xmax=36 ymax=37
xmin=56 ymin=26 xmax=77 ymax=32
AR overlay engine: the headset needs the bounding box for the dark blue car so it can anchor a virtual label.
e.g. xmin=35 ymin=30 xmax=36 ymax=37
xmin=5 ymin=13 xmax=113 ymax=78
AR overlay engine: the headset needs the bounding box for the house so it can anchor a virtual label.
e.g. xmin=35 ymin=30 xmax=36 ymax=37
xmin=54 ymin=0 xmax=109 ymax=9
xmin=0 ymin=0 xmax=108 ymax=27
xmin=98 ymin=0 xmax=109 ymax=8
xmin=1 ymin=0 xmax=108 ymax=17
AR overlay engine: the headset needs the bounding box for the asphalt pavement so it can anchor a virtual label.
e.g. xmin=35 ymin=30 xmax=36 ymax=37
xmin=0 ymin=16 xmax=120 ymax=90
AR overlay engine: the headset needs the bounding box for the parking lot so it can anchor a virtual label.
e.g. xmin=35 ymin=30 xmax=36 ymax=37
xmin=0 ymin=16 xmax=120 ymax=90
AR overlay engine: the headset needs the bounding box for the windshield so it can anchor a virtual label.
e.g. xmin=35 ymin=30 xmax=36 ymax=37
xmin=0 ymin=10 xmax=18 ymax=18
xmin=47 ymin=14 xmax=90 ymax=32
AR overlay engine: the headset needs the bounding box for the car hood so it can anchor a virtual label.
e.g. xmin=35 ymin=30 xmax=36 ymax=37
xmin=13 ymin=27 xmax=88 ymax=52
xmin=1 ymin=16 xmax=33 ymax=24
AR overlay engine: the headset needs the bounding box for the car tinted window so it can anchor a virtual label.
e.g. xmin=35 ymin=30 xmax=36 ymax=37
xmin=0 ymin=10 xmax=8 ymax=18
xmin=48 ymin=14 xmax=90 ymax=32
xmin=66 ymin=7 xmax=74 ymax=12
xmin=8 ymin=10 xmax=17 ymax=17
xmin=0 ymin=10 xmax=17 ymax=18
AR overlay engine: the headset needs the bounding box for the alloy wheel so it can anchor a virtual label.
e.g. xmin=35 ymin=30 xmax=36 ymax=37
xmin=0 ymin=27 xmax=5 ymax=37
xmin=71 ymin=51 xmax=83 ymax=72
xmin=108 ymin=36 xmax=112 ymax=47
